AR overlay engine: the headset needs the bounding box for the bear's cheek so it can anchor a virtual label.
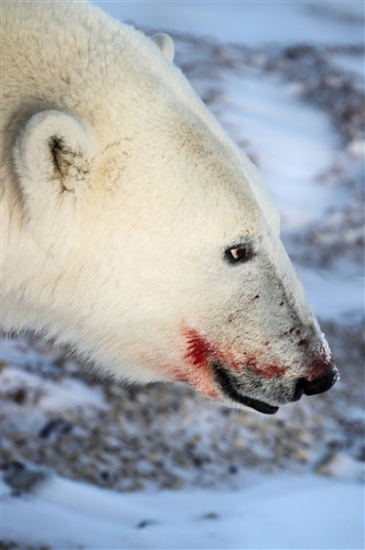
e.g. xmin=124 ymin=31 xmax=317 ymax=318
xmin=168 ymin=327 xmax=231 ymax=400
xmin=183 ymin=328 xmax=241 ymax=371
xmin=173 ymin=366 xmax=220 ymax=400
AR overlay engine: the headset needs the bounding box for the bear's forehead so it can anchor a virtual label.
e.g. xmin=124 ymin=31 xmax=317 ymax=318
xmin=3 ymin=0 xmax=280 ymax=239
xmin=104 ymin=68 xmax=281 ymax=237
xmin=96 ymin=98 xmax=280 ymax=244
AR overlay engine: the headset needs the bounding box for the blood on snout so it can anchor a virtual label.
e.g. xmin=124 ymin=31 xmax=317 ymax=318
xmin=305 ymin=343 xmax=335 ymax=381
xmin=185 ymin=330 xmax=212 ymax=367
xmin=184 ymin=328 xmax=287 ymax=379
xmin=175 ymin=330 xmax=220 ymax=399
xmin=245 ymin=358 xmax=288 ymax=378
xmin=184 ymin=328 xmax=240 ymax=371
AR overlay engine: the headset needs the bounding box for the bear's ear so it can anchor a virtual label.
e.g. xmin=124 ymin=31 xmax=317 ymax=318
xmin=151 ymin=33 xmax=175 ymax=62
xmin=13 ymin=110 xmax=97 ymax=204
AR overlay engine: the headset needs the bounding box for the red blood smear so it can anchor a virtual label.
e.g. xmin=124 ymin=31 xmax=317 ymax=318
xmin=185 ymin=329 xmax=242 ymax=371
xmin=245 ymin=357 xmax=287 ymax=378
xmin=185 ymin=330 xmax=212 ymax=367
xmin=184 ymin=329 xmax=286 ymax=378
xmin=255 ymin=364 xmax=287 ymax=378
xmin=306 ymin=344 xmax=335 ymax=381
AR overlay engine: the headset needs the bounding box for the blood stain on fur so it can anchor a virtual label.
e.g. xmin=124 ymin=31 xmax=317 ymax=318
xmin=245 ymin=356 xmax=287 ymax=378
xmin=184 ymin=329 xmax=287 ymax=378
xmin=185 ymin=330 xmax=213 ymax=367
xmin=184 ymin=329 xmax=240 ymax=371
xmin=306 ymin=344 xmax=335 ymax=381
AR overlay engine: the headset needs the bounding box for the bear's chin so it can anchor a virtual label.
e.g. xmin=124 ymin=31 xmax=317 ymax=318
xmin=212 ymin=361 xmax=280 ymax=415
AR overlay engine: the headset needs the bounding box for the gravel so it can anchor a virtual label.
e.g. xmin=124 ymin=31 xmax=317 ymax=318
xmin=1 ymin=317 xmax=363 ymax=495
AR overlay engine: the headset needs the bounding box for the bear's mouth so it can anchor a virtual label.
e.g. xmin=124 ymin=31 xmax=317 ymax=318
xmin=212 ymin=361 xmax=279 ymax=415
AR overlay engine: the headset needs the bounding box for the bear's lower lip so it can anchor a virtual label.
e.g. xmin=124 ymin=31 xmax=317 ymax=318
xmin=212 ymin=361 xmax=279 ymax=415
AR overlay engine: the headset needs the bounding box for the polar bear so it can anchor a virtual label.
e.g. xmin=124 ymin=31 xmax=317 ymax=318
xmin=1 ymin=0 xmax=338 ymax=414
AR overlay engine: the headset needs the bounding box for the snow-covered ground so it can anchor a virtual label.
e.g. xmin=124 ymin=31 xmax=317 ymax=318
xmin=93 ymin=0 xmax=364 ymax=45
xmin=1 ymin=473 xmax=363 ymax=549
xmin=1 ymin=2 xmax=364 ymax=549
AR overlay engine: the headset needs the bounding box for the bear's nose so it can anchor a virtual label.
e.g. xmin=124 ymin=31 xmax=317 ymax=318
xmin=292 ymin=368 xmax=339 ymax=402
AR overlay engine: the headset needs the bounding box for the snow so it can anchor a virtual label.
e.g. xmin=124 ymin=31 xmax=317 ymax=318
xmin=297 ymin=264 xmax=364 ymax=321
xmin=1 ymin=366 xmax=108 ymax=413
xmin=1 ymin=473 xmax=364 ymax=549
xmin=333 ymin=51 xmax=365 ymax=79
xmin=211 ymin=73 xmax=341 ymax=230
xmin=92 ymin=0 xmax=364 ymax=45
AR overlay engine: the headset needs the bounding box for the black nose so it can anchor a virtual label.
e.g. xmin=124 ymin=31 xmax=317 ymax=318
xmin=293 ymin=368 xmax=339 ymax=401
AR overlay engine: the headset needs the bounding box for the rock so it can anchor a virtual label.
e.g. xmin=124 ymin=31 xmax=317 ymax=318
xmin=315 ymin=452 xmax=364 ymax=481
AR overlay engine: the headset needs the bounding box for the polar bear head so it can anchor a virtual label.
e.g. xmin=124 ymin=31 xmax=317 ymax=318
xmin=2 ymin=1 xmax=338 ymax=414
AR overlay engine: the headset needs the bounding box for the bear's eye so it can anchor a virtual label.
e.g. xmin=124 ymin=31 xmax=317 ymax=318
xmin=224 ymin=245 xmax=254 ymax=265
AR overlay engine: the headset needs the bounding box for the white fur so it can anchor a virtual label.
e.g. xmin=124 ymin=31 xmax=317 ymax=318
xmin=1 ymin=0 xmax=337 ymax=411
xmin=151 ymin=33 xmax=175 ymax=61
